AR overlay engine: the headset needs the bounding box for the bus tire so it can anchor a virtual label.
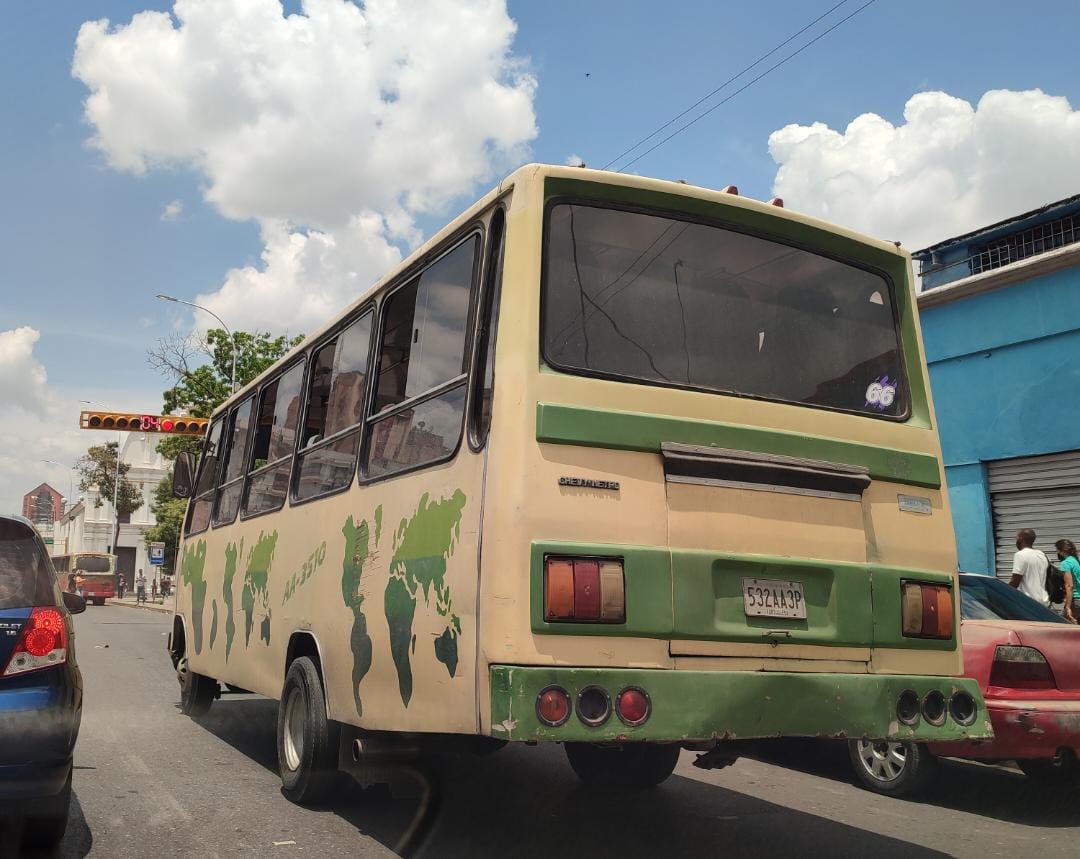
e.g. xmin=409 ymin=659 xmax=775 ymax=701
xmin=277 ymin=656 xmax=339 ymax=806
xmin=847 ymin=739 xmax=937 ymax=797
xmin=93 ymin=598 xmax=105 ymax=607
xmin=565 ymin=742 xmax=680 ymax=788
xmin=178 ymin=655 xmax=217 ymax=718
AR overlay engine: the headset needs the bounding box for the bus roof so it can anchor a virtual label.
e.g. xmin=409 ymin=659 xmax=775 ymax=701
xmin=208 ymin=163 xmax=908 ymax=418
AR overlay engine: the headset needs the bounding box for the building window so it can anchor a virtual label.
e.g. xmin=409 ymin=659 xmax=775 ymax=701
xmin=971 ymin=211 xmax=1080 ymax=275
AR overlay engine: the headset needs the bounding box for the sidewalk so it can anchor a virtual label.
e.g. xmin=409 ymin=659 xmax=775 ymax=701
xmin=105 ymin=594 xmax=175 ymax=615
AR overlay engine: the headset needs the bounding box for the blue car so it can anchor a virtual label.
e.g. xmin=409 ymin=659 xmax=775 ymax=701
xmin=0 ymin=514 xmax=84 ymax=850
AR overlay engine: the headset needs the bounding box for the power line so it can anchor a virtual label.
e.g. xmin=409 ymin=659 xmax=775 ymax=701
xmin=614 ymin=0 xmax=879 ymax=173
xmin=601 ymin=0 xmax=851 ymax=171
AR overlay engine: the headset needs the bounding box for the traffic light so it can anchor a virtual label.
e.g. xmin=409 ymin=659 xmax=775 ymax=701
xmin=79 ymin=411 xmax=209 ymax=435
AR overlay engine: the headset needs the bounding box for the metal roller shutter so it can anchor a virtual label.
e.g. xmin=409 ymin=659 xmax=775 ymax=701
xmin=988 ymin=451 xmax=1080 ymax=579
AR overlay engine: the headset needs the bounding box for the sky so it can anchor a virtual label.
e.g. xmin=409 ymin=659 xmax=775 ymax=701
xmin=2 ymin=0 xmax=1080 ymax=513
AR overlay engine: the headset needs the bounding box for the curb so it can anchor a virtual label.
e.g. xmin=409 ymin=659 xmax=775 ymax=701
xmin=104 ymin=598 xmax=174 ymax=615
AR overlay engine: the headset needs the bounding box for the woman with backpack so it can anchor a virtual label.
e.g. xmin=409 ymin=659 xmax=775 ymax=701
xmin=1054 ymin=539 xmax=1080 ymax=623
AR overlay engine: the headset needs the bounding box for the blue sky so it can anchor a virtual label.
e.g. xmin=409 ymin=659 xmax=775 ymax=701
xmin=3 ymin=0 xmax=1080 ymax=510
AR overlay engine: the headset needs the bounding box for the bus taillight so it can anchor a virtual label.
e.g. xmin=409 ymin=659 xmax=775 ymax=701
xmin=901 ymin=581 xmax=953 ymax=640
xmin=544 ymin=557 xmax=625 ymax=623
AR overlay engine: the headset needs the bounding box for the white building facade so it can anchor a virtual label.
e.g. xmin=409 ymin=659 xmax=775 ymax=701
xmin=53 ymin=433 xmax=168 ymax=580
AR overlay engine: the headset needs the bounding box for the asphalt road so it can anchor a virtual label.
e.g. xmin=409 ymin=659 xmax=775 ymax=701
xmin=5 ymin=604 xmax=1080 ymax=857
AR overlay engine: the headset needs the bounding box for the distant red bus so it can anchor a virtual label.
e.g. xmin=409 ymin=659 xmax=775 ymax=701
xmin=52 ymin=553 xmax=117 ymax=606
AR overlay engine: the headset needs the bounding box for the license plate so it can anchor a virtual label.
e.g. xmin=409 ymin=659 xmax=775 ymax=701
xmin=742 ymin=578 xmax=806 ymax=619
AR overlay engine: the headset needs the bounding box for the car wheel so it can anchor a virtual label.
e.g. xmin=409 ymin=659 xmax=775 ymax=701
xmin=277 ymin=657 xmax=339 ymax=805
xmin=22 ymin=766 xmax=71 ymax=850
xmin=847 ymin=739 xmax=936 ymax=797
xmin=177 ymin=654 xmax=218 ymax=718
xmin=1018 ymin=755 xmax=1080 ymax=786
xmin=565 ymin=742 xmax=681 ymax=788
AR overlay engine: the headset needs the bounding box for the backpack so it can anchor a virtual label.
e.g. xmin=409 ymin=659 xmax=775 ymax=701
xmin=1046 ymin=561 xmax=1066 ymax=604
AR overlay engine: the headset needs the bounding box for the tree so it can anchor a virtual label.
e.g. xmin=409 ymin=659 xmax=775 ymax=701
xmin=143 ymin=474 xmax=187 ymax=575
xmin=76 ymin=441 xmax=144 ymax=552
xmin=147 ymin=327 xmax=303 ymax=460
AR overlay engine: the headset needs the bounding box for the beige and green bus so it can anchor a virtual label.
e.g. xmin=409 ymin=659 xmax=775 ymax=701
xmin=168 ymin=163 xmax=991 ymax=799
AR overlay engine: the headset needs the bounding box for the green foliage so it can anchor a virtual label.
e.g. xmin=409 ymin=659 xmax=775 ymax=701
xmin=76 ymin=441 xmax=144 ymax=516
xmin=149 ymin=327 xmax=302 ymax=461
xmin=143 ymin=474 xmax=187 ymax=575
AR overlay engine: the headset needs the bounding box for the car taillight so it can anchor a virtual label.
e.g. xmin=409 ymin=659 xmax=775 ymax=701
xmin=3 ymin=607 xmax=68 ymax=676
xmin=901 ymin=581 xmax=953 ymax=639
xmin=544 ymin=557 xmax=625 ymax=622
xmin=989 ymin=645 xmax=1056 ymax=690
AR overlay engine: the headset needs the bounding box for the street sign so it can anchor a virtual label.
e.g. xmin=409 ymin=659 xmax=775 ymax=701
xmin=149 ymin=542 xmax=166 ymax=566
xmin=43 ymin=537 xmax=54 ymax=545
xmin=79 ymin=410 xmax=208 ymax=435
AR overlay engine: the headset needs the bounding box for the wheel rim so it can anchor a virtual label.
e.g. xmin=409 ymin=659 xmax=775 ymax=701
xmin=856 ymin=740 xmax=907 ymax=783
xmin=282 ymin=686 xmax=305 ymax=772
xmin=176 ymin=656 xmax=189 ymax=691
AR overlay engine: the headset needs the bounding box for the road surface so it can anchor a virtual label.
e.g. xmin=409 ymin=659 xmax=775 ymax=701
xmin=4 ymin=604 xmax=1078 ymax=857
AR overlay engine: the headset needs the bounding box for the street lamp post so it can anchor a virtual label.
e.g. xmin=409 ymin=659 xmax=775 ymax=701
xmin=155 ymin=294 xmax=236 ymax=393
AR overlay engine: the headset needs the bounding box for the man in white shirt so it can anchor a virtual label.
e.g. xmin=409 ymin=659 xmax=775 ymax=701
xmin=1009 ymin=528 xmax=1050 ymax=606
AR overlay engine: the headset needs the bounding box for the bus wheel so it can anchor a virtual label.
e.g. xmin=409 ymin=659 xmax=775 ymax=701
xmin=177 ymin=655 xmax=217 ymax=718
xmin=564 ymin=742 xmax=680 ymax=788
xmin=847 ymin=739 xmax=936 ymax=796
xmin=277 ymin=657 xmax=339 ymax=806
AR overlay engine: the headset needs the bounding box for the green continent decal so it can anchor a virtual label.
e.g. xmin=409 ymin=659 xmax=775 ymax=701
xmin=283 ymin=542 xmax=327 ymax=604
xmin=242 ymin=532 xmax=277 ymax=647
xmin=209 ymin=599 xmax=219 ymax=650
xmin=383 ymin=491 xmax=467 ymax=708
xmin=341 ymin=511 xmax=376 ymax=716
xmin=180 ymin=541 xmax=208 ymax=655
xmin=223 ymin=539 xmax=242 ymax=662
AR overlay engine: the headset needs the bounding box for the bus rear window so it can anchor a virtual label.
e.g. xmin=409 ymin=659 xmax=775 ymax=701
xmin=542 ymin=204 xmax=907 ymax=418
xmin=74 ymin=556 xmax=111 ymax=573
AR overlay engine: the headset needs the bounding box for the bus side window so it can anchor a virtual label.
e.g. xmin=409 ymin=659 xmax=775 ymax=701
xmin=294 ymin=312 xmax=373 ymax=502
xmin=185 ymin=419 xmax=225 ymax=536
xmin=242 ymin=360 xmax=305 ymax=517
xmin=469 ymin=207 xmax=505 ymax=450
xmin=213 ymin=395 xmax=255 ymax=526
xmin=364 ymin=234 xmax=479 ymax=480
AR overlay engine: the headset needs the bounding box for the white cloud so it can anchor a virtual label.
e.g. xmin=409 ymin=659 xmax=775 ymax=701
xmin=0 ymin=327 xmax=50 ymax=417
xmin=73 ymin=0 xmax=537 ymax=333
xmin=768 ymin=89 xmax=1080 ymax=251
xmin=565 ymin=153 xmax=585 ymax=167
xmin=194 ymin=214 xmax=403 ymax=334
xmin=160 ymin=199 xmax=183 ymax=221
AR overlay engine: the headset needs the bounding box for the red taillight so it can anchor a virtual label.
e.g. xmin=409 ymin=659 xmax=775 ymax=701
xmin=989 ymin=645 xmax=1056 ymax=690
xmin=616 ymin=687 xmax=651 ymax=726
xmin=544 ymin=557 xmax=624 ymax=623
xmin=3 ymin=607 xmax=68 ymax=676
xmin=901 ymin=582 xmax=953 ymax=639
xmin=536 ymin=686 xmax=571 ymax=726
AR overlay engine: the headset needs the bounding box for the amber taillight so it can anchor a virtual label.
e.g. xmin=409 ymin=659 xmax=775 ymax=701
xmin=901 ymin=581 xmax=953 ymax=639
xmin=544 ymin=557 xmax=625 ymax=623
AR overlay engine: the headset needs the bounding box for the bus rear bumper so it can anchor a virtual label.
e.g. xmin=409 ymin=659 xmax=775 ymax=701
xmin=489 ymin=665 xmax=993 ymax=744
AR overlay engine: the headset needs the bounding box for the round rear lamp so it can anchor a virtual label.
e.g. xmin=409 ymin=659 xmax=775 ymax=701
xmin=616 ymin=686 xmax=651 ymax=727
xmin=923 ymin=690 xmax=947 ymax=726
xmin=576 ymin=686 xmax=611 ymax=727
xmin=896 ymin=689 xmax=920 ymax=726
xmin=949 ymin=691 xmax=977 ymax=727
xmin=536 ymin=686 xmax=571 ymax=727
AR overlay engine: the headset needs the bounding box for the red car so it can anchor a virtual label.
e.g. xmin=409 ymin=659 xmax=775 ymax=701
xmin=849 ymin=573 xmax=1080 ymax=795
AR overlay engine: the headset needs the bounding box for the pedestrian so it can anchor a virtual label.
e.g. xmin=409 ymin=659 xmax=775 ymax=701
xmin=151 ymin=578 xmax=158 ymax=602
xmin=1009 ymin=528 xmax=1050 ymax=606
xmin=136 ymin=569 xmax=147 ymax=605
xmin=117 ymin=572 xmax=126 ymax=601
xmin=74 ymin=571 xmax=85 ymax=598
xmin=1055 ymin=539 xmax=1080 ymax=623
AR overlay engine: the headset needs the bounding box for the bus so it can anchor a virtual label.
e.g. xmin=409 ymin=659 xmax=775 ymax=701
xmin=167 ymin=163 xmax=991 ymax=800
xmin=51 ymin=552 xmax=116 ymax=606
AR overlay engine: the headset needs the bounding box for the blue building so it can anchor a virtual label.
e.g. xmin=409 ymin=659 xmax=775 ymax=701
xmin=914 ymin=195 xmax=1080 ymax=577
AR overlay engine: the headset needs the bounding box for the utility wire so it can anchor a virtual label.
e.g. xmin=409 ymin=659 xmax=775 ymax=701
xmin=614 ymin=0 xmax=879 ymax=173
xmin=601 ymin=0 xmax=851 ymax=171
